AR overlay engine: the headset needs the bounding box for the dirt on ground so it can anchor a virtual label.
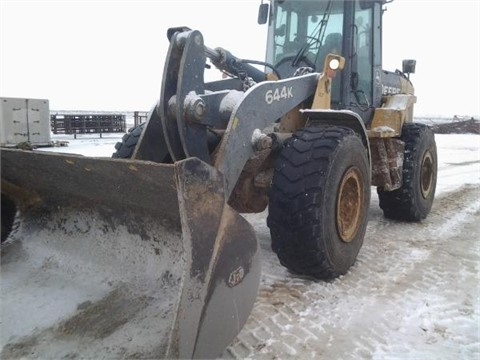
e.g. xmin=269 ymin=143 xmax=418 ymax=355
xmin=430 ymin=119 xmax=480 ymax=135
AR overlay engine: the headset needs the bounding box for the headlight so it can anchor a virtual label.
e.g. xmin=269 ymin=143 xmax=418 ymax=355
xmin=329 ymin=58 xmax=340 ymax=71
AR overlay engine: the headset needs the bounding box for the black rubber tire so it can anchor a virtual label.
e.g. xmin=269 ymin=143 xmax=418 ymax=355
xmin=377 ymin=123 xmax=437 ymax=221
xmin=267 ymin=126 xmax=371 ymax=280
xmin=112 ymin=122 xmax=146 ymax=159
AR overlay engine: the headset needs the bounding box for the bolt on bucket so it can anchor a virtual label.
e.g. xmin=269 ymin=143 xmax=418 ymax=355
xmin=1 ymin=149 xmax=261 ymax=359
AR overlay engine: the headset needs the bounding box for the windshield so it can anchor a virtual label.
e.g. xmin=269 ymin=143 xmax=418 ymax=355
xmin=268 ymin=0 xmax=345 ymax=72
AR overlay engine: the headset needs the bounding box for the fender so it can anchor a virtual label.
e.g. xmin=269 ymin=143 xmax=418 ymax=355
xmin=302 ymin=109 xmax=371 ymax=168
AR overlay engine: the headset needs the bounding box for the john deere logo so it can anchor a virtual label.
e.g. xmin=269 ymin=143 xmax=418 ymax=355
xmin=228 ymin=266 xmax=245 ymax=287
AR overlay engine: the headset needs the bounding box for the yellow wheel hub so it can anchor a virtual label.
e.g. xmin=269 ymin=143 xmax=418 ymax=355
xmin=336 ymin=167 xmax=364 ymax=243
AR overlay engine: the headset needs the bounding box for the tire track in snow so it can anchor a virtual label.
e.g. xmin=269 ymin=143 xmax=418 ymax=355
xmin=223 ymin=184 xmax=480 ymax=359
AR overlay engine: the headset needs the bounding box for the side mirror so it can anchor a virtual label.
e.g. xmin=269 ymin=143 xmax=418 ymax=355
xmin=258 ymin=3 xmax=269 ymax=25
xmin=402 ymin=59 xmax=416 ymax=74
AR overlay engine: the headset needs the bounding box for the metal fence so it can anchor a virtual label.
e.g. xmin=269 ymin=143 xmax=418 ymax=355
xmin=133 ymin=111 xmax=149 ymax=127
xmin=51 ymin=113 xmax=126 ymax=137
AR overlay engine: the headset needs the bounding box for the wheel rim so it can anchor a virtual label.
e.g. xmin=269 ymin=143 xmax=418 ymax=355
xmin=336 ymin=167 xmax=363 ymax=243
xmin=420 ymin=150 xmax=434 ymax=199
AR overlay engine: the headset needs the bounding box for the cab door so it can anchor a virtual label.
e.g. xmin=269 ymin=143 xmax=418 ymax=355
xmin=345 ymin=0 xmax=381 ymax=126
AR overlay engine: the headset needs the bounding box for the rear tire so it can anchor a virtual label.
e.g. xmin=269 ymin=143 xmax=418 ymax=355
xmin=377 ymin=123 xmax=437 ymax=221
xmin=267 ymin=126 xmax=370 ymax=279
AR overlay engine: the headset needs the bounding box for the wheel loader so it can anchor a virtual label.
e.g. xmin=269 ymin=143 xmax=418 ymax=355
xmin=1 ymin=0 xmax=437 ymax=358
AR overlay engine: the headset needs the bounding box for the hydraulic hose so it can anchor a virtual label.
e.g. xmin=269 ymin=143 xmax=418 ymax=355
xmin=205 ymin=46 xmax=268 ymax=83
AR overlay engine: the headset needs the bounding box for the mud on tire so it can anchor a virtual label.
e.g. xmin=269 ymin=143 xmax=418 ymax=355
xmin=377 ymin=123 xmax=437 ymax=221
xmin=267 ymin=126 xmax=370 ymax=280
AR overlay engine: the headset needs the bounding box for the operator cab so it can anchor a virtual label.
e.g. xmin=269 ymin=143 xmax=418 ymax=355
xmin=260 ymin=0 xmax=384 ymax=124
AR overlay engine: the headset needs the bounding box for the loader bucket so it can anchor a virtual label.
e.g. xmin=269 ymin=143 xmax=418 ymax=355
xmin=1 ymin=149 xmax=261 ymax=359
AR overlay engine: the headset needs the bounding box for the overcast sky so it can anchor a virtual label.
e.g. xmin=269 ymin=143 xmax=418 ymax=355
xmin=1 ymin=0 xmax=479 ymax=117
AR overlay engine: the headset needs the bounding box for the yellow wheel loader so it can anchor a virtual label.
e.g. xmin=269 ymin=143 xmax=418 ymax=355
xmin=1 ymin=0 xmax=437 ymax=358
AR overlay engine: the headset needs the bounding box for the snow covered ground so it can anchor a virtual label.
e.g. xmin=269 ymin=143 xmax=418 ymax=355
xmin=38 ymin=130 xmax=480 ymax=359
xmin=225 ymin=133 xmax=480 ymax=360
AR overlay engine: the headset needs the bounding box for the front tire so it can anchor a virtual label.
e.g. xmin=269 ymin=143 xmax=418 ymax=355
xmin=377 ymin=123 xmax=437 ymax=221
xmin=267 ymin=126 xmax=371 ymax=279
